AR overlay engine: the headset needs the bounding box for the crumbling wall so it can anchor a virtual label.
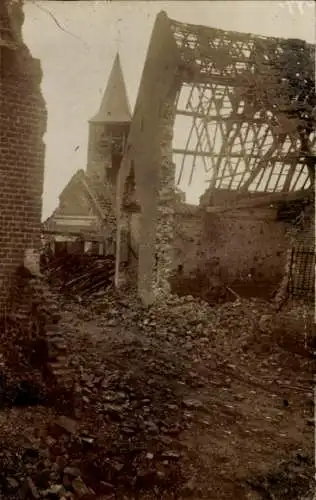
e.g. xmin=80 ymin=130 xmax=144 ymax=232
xmin=117 ymin=10 xmax=315 ymax=306
xmin=0 ymin=0 xmax=46 ymax=311
xmin=116 ymin=11 xmax=180 ymax=305
xmin=171 ymin=199 xmax=315 ymax=302
xmin=153 ymin=100 xmax=176 ymax=299
xmin=171 ymin=207 xmax=296 ymax=300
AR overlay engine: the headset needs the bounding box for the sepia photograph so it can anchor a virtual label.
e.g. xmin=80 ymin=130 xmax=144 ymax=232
xmin=0 ymin=0 xmax=315 ymax=498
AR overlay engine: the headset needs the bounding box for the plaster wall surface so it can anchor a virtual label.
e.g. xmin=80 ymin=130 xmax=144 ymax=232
xmin=129 ymin=213 xmax=141 ymax=256
xmin=126 ymin=206 xmax=294 ymax=293
xmin=116 ymin=12 xmax=180 ymax=304
xmin=170 ymin=208 xmax=300 ymax=299
xmin=170 ymin=203 xmax=315 ymax=299
xmin=0 ymin=2 xmax=46 ymax=309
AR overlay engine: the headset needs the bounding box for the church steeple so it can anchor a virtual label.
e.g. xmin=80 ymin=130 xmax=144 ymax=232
xmin=87 ymin=53 xmax=131 ymax=188
xmin=90 ymin=53 xmax=131 ymax=124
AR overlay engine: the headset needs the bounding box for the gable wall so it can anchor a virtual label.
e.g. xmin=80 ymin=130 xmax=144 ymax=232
xmin=59 ymin=184 xmax=93 ymax=217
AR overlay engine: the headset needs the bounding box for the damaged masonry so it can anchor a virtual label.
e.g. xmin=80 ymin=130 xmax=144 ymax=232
xmin=115 ymin=12 xmax=315 ymax=306
xmin=1 ymin=3 xmax=316 ymax=500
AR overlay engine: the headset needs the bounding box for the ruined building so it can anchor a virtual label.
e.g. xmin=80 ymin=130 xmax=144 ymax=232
xmin=43 ymin=54 xmax=131 ymax=257
xmin=42 ymin=11 xmax=315 ymax=307
xmin=0 ymin=2 xmax=75 ymax=390
xmin=0 ymin=0 xmax=46 ymax=312
xmin=115 ymin=12 xmax=315 ymax=306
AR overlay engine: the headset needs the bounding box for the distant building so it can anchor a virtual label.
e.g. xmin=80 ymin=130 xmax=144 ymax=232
xmin=42 ymin=53 xmax=131 ymax=257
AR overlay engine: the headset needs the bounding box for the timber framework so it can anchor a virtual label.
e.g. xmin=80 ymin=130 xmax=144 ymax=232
xmin=116 ymin=12 xmax=315 ymax=304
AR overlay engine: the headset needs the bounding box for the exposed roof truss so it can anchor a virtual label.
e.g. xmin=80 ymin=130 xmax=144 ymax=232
xmin=169 ymin=17 xmax=316 ymax=196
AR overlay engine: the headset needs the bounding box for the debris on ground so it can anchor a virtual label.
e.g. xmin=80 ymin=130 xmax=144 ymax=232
xmin=43 ymin=254 xmax=115 ymax=299
xmin=0 ymin=281 xmax=314 ymax=499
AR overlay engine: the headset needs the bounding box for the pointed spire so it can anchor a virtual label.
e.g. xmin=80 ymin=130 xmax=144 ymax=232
xmin=90 ymin=53 xmax=131 ymax=124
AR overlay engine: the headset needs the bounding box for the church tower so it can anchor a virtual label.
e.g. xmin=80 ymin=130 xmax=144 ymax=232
xmin=87 ymin=53 xmax=131 ymax=188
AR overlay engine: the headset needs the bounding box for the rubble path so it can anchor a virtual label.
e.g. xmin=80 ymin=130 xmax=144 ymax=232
xmin=0 ymin=289 xmax=314 ymax=499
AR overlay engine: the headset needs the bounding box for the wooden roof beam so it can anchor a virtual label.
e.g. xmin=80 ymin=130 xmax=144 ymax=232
xmin=204 ymin=188 xmax=313 ymax=213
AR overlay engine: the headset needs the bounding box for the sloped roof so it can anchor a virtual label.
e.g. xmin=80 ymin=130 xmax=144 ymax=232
xmin=82 ymin=173 xmax=116 ymax=228
xmin=90 ymin=53 xmax=132 ymax=124
xmin=43 ymin=169 xmax=116 ymax=236
xmin=59 ymin=169 xmax=86 ymax=199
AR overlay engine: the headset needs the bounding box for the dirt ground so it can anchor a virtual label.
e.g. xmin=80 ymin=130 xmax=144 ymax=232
xmin=0 ymin=286 xmax=314 ymax=500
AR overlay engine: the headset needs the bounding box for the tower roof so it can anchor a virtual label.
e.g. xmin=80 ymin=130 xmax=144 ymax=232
xmin=90 ymin=53 xmax=132 ymax=124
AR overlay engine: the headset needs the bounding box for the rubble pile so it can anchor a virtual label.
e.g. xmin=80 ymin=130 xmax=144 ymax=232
xmin=247 ymin=455 xmax=315 ymax=500
xmin=259 ymin=300 xmax=315 ymax=358
xmin=0 ymin=282 xmax=313 ymax=499
xmin=169 ymin=269 xmax=234 ymax=304
xmin=0 ymin=268 xmax=74 ymax=411
xmin=0 ymin=315 xmax=49 ymax=408
xmin=54 ymin=289 xmax=313 ymax=498
xmin=85 ymin=289 xmax=315 ymax=359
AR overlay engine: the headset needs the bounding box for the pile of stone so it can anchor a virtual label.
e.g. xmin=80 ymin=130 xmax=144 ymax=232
xmin=0 ymin=313 xmax=50 ymax=408
xmin=53 ymin=287 xmax=314 ymax=499
xmin=0 ymin=413 xmax=109 ymax=499
xmin=259 ymin=300 xmax=315 ymax=358
xmin=0 ymin=270 xmax=74 ymax=409
xmin=86 ymin=289 xmax=274 ymax=354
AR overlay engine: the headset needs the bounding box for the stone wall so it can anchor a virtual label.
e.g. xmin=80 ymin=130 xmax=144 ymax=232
xmin=171 ymin=204 xmax=314 ymax=300
xmin=124 ymin=197 xmax=314 ymax=302
xmin=152 ymin=99 xmax=176 ymax=300
xmin=0 ymin=1 xmax=46 ymax=310
xmin=115 ymin=11 xmax=180 ymax=305
xmin=174 ymin=208 xmax=286 ymax=281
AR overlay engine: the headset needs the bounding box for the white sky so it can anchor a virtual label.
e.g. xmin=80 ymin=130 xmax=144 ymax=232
xmin=22 ymin=0 xmax=315 ymax=219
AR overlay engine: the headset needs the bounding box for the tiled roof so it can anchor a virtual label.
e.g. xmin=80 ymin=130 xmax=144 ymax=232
xmin=82 ymin=173 xmax=116 ymax=230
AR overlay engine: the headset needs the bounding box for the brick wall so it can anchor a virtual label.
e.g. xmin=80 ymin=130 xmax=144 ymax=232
xmin=0 ymin=1 xmax=46 ymax=310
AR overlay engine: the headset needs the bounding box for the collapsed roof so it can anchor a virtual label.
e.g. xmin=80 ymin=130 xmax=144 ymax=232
xmin=119 ymin=11 xmax=315 ymax=206
xmin=168 ymin=15 xmax=316 ymax=195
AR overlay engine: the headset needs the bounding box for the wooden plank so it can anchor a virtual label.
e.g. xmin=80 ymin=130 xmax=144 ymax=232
xmin=205 ymin=188 xmax=312 ymax=213
xmin=188 ymin=83 xmax=213 ymax=184
xmin=173 ymin=149 xmax=263 ymax=158
xmin=176 ymin=109 xmax=266 ymax=124
xmin=227 ymin=121 xmax=252 ymax=189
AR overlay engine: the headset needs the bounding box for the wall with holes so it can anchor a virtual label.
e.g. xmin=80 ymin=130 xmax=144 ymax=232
xmin=171 ymin=207 xmax=292 ymax=299
xmin=125 ymin=200 xmax=314 ymax=301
